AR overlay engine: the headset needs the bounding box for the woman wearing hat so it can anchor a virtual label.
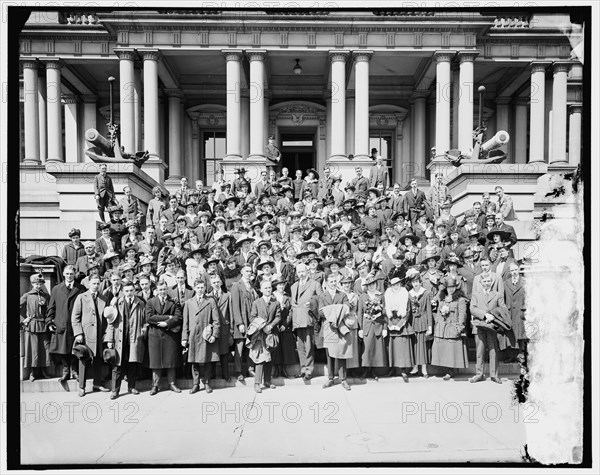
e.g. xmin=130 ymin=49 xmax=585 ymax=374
xmin=62 ymin=228 xmax=86 ymax=266
xmin=385 ymin=276 xmax=414 ymax=382
xmin=443 ymin=255 xmax=467 ymax=296
xmin=363 ymin=206 xmax=385 ymax=250
xmin=416 ymin=230 xmax=442 ymax=267
xmin=147 ymin=186 xmax=166 ymax=227
xmin=420 ymin=255 xmax=444 ymax=306
xmin=20 ymin=273 xmax=52 ymax=381
xmin=358 ymin=274 xmax=388 ymax=380
xmin=271 ymin=278 xmax=297 ymax=378
xmin=431 ymin=277 xmax=469 ymax=380
xmin=406 ymin=268 xmax=433 ymax=378
xmin=400 ymin=233 xmax=420 ymax=267
xmin=254 ymin=260 xmax=276 ymax=294
xmin=121 ymin=220 xmax=142 ymax=253
xmin=353 ymin=237 xmax=372 ymax=266
xmin=300 ymin=168 xmax=319 ymax=200
xmin=96 ymin=222 xmax=117 ymax=257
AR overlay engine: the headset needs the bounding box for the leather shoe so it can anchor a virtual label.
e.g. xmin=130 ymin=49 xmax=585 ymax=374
xmin=189 ymin=385 xmax=200 ymax=394
xmin=149 ymin=386 xmax=159 ymax=396
xmin=443 ymin=374 xmax=453 ymax=381
xmin=491 ymin=377 xmax=503 ymax=384
xmin=265 ymin=383 xmax=275 ymax=389
xmin=322 ymin=379 xmax=334 ymax=389
xmin=29 ymin=373 xmax=36 ymax=382
xmin=237 ymin=374 xmax=245 ymax=382
xmin=469 ymin=375 xmax=485 ymax=383
xmin=248 ymin=369 xmax=256 ymax=377
xmin=128 ymin=388 xmax=140 ymax=395
xmin=169 ymin=383 xmax=182 ymax=393
xmin=71 ymin=371 xmax=79 ymax=380
xmin=254 ymin=383 xmax=262 ymax=393
xmin=303 ymin=373 xmax=312 ymax=381
xmin=341 ymin=380 xmax=351 ymax=391
xmin=422 ymin=373 xmax=430 ymax=379
xmin=93 ymin=385 xmax=110 ymax=392
xmin=401 ymin=373 xmax=409 ymax=383
xmin=110 ymin=391 xmax=119 ymax=400
xmin=78 ymin=388 xmax=86 ymax=397
xmin=60 ymin=372 xmax=69 ymax=383
xmin=205 ymin=383 xmax=213 ymax=394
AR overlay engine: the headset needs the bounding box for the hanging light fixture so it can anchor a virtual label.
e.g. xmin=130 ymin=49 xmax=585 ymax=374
xmin=293 ymin=58 xmax=302 ymax=75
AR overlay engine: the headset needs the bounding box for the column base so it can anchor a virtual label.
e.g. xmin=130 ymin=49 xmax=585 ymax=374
xmin=22 ymin=158 xmax=42 ymax=166
xmin=548 ymin=162 xmax=577 ymax=175
xmin=328 ymin=154 xmax=348 ymax=162
xmin=164 ymin=176 xmax=183 ymax=195
xmin=247 ymin=154 xmax=266 ymax=161
xmin=224 ymin=154 xmax=242 ymax=161
xmin=353 ymin=153 xmax=370 ymax=161
xmin=143 ymin=159 xmax=167 ymax=184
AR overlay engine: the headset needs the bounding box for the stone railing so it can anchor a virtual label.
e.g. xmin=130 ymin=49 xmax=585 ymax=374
xmin=492 ymin=15 xmax=531 ymax=28
xmin=60 ymin=12 xmax=100 ymax=25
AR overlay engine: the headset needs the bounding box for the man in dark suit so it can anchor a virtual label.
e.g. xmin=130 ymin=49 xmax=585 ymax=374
xmin=495 ymin=186 xmax=517 ymax=221
xmin=403 ymin=178 xmax=428 ymax=226
xmin=469 ymin=274 xmax=510 ymax=384
xmin=265 ymin=135 xmax=282 ymax=175
xmin=316 ymin=273 xmax=351 ymax=391
xmin=46 ymin=265 xmax=85 ymax=383
xmin=71 ymin=275 xmax=111 ymax=396
xmin=138 ymin=226 xmax=163 ymax=262
xmin=249 ymin=280 xmax=282 ymax=393
xmin=351 ymin=166 xmax=369 ymax=200
xmin=160 ymin=196 xmax=184 ymax=233
xmin=290 ymin=263 xmax=322 ymax=380
xmin=368 ymin=156 xmax=389 ymax=191
xmin=230 ymin=264 xmax=259 ymax=381
xmin=146 ymin=281 xmax=183 ymax=395
xmin=94 ymin=163 xmax=116 ymax=222
xmin=118 ymin=185 xmax=143 ymax=226
xmin=168 ymin=270 xmax=195 ymax=307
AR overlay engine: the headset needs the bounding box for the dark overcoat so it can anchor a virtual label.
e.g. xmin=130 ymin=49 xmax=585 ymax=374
xmin=145 ymin=295 xmax=183 ymax=368
xmin=182 ymin=296 xmax=221 ymax=364
xmin=46 ymin=281 xmax=85 ymax=355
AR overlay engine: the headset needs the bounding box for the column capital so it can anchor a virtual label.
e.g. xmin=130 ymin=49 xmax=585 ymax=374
xmin=412 ymin=89 xmax=430 ymax=100
xmin=246 ymin=49 xmax=267 ymax=62
xmin=353 ymin=50 xmax=373 ymax=62
xmin=62 ymin=94 xmax=79 ymax=104
xmin=329 ymin=50 xmax=350 ymax=63
xmin=21 ymin=59 xmax=41 ymax=70
xmin=81 ymin=94 xmax=97 ymax=103
xmin=513 ymin=96 xmax=529 ymax=106
xmin=43 ymin=59 xmax=63 ymax=70
xmin=552 ymin=61 xmax=571 ymax=74
xmin=114 ymin=48 xmax=138 ymax=61
xmin=529 ymin=61 xmax=551 ymax=73
xmin=433 ymin=50 xmax=456 ymax=63
xmin=568 ymin=103 xmax=583 ymax=114
xmin=139 ymin=48 xmax=161 ymax=61
xmin=222 ymin=49 xmax=243 ymax=61
xmin=457 ymin=50 xmax=479 ymax=63
xmin=165 ymin=88 xmax=184 ymax=99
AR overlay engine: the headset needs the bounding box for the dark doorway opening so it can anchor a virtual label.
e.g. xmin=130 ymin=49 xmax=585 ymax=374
xmin=280 ymin=133 xmax=316 ymax=175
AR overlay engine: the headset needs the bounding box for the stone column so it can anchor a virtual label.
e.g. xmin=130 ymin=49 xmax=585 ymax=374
xmin=412 ymin=91 xmax=428 ymax=182
xmin=529 ymin=61 xmax=549 ymax=163
xmin=37 ymin=72 xmax=47 ymax=164
xmin=63 ymin=94 xmax=79 ymax=162
xmin=451 ymin=63 xmax=459 ymax=149
xmin=191 ymin=117 xmax=200 ymax=183
xmin=325 ymin=93 xmax=332 ymax=158
xmin=166 ymin=89 xmax=183 ymax=182
xmin=248 ymin=50 xmax=267 ymax=160
xmin=141 ymin=50 xmax=160 ymax=158
xmin=22 ymin=60 xmax=40 ymax=164
xmin=346 ymin=90 xmax=355 ymax=156
xmin=354 ymin=50 xmax=373 ymax=160
xmin=329 ymin=50 xmax=349 ymax=160
xmin=223 ymin=49 xmax=243 ymax=160
xmin=568 ymin=104 xmax=582 ymax=166
xmin=241 ymin=87 xmax=250 ymax=159
xmin=549 ymin=61 xmax=569 ymax=164
xmin=434 ymin=51 xmax=455 ymax=157
xmin=134 ymin=65 xmax=142 ymax=151
xmin=45 ymin=60 xmax=63 ymax=163
xmin=116 ymin=49 xmax=136 ymax=154
xmin=513 ymin=97 xmax=529 ymax=164
xmin=457 ymin=51 xmax=478 ymax=153
xmin=495 ymin=96 xmax=511 ymax=156
xmin=184 ymin=115 xmax=193 ymax=180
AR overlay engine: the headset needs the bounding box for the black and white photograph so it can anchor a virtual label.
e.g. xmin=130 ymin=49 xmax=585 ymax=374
xmin=1 ymin=1 xmax=596 ymax=471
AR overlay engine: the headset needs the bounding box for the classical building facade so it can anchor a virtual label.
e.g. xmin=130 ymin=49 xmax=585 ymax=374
xmin=18 ymin=9 xmax=584 ymax=257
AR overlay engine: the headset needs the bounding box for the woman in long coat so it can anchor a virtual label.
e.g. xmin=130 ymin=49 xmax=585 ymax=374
xmin=406 ymin=269 xmax=433 ymax=378
xmin=182 ymin=279 xmax=221 ymax=394
xmin=384 ymin=277 xmax=414 ymax=382
xmin=431 ymin=277 xmax=469 ymax=380
xmin=271 ymin=279 xmax=298 ymax=377
xmin=340 ymin=276 xmax=361 ymax=374
xmin=20 ymin=273 xmax=51 ymax=381
xmin=358 ymin=274 xmax=388 ymax=379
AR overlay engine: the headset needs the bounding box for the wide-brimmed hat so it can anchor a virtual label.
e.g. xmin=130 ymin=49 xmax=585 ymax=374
xmin=322 ymin=258 xmax=344 ymax=269
xmin=364 ymin=273 xmax=379 ymax=286
xmin=307 ymin=226 xmax=325 ymax=240
xmin=30 ymin=272 xmax=45 ymax=284
xmin=98 ymin=222 xmax=111 ymax=231
xmin=103 ymin=250 xmax=120 ymax=261
xmin=390 ymin=276 xmax=403 ymax=286
xmin=367 ymin=187 xmax=381 ymax=198
xmin=235 ymin=236 xmax=254 ymax=248
xmin=421 ymin=254 xmax=441 ymax=266
xmin=72 ymin=343 xmax=93 ymax=363
xmin=256 ymin=260 xmax=275 ymax=271
xmin=487 ymin=230 xmax=511 ymax=242
xmin=296 ymin=250 xmax=316 ymax=261
xmin=203 ymin=257 xmax=222 ymax=268
xmin=405 ymin=268 xmax=421 ymax=281
xmin=445 ymin=255 xmax=462 ymax=267
xmin=402 ymin=233 xmax=419 ymax=245
xmin=102 ymin=348 xmax=117 ymax=365
xmin=125 ymin=219 xmax=138 ymax=229
xmin=257 ymin=212 xmax=273 ymax=221
xmin=306 ymin=168 xmax=319 ymax=180
xmin=139 ymin=254 xmax=155 ymax=266
xmin=304 ymin=239 xmax=322 ymax=249
xmin=344 ymin=184 xmax=356 ymax=191
xmin=271 ymin=278 xmax=287 ymax=288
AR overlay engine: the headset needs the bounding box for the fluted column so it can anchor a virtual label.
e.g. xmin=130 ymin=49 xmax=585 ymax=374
xmin=457 ymin=51 xmax=479 ymax=153
xmin=329 ymin=50 xmax=349 ymax=160
xmin=568 ymin=104 xmax=582 ymax=166
xmin=63 ymin=94 xmax=79 ymax=162
xmin=346 ymin=90 xmax=355 ymax=156
xmin=37 ymin=72 xmax=47 ymax=163
xmin=116 ymin=49 xmax=136 ymax=154
xmin=550 ymin=61 xmax=569 ymax=164
xmin=134 ymin=66 xmax=142 ymax=151
xmin=513 ymin=97 xmax=529 ymax=164
xmin=412 ymin=90 xmax=428 ymax=181
xmin=434 ymin=51 xmax=455 ymax=157
xmin=45 ymin=60 xmax=63 ymax=163
xmin=22 ymin=60 xmax=40 ymax=164
xmin=166 ymin=89 xmax=183 ymax=181
xmin=223 ymin=49 xmax=243 ymax=159
xmin=354 ymin=50 xmax=373 ymax=160
xmin=248 ymin=50 xmax=267 ymax=160
xmin=529 ymin=61 xmax=549 ymax=163
xmin=141 ymin=50 xmax=160 ymax=158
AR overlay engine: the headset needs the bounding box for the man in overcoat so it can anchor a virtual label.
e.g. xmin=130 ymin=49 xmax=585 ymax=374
xmin=46 ymin=265 xmax=85 ymax=383
xmin=146 ymin=281 xmax=183 ymax=395
xmin=104 ymin=281 xmax=146 ymax=399
xmin=504 ymin=262 xmax=527 ymax=359
xmin=403 ymin=178 xmax=428 ymax=226
xmin=94 ymin=163 xmax=116 ymax=222
xmin=182 ymin=279 xmax=221 ymax=394
xmin=230 ymin=264 xmax=259 ymax=381
xmin=71 ymin=275 xmax=111 ymax=396
xmin=209 ymin=274 xmax=233 ymax=382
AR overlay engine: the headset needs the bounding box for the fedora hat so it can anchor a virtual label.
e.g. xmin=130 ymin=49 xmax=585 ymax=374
xmin=103 ymin=305 xmax=118 ymax=324
xmin=306 ymin=168 xmax=319 ymax=180
xmin=72 ymin=343 xmax=93 ymax=363
xmin=102 ymin=348 xmax=117 ymax=365
xmin=246 ymin=317 xmax=267 ymax=336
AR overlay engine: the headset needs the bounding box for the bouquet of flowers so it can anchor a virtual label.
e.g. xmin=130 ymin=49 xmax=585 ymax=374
xmin=364 ymin=298 xmax=383 ymax=323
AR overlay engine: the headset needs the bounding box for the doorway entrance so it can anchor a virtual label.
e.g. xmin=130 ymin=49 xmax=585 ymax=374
xmin=280 ymin=133 xmax=316 ymax=175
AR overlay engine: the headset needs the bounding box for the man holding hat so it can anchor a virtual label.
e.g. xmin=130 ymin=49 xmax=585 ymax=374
xmin=104 ymin=280 xmax=146 ymax=399
xmin=265 ymin=135 xmax=282 ymax=175
xmin=71 ymin=275 xmax=111 ymax=396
